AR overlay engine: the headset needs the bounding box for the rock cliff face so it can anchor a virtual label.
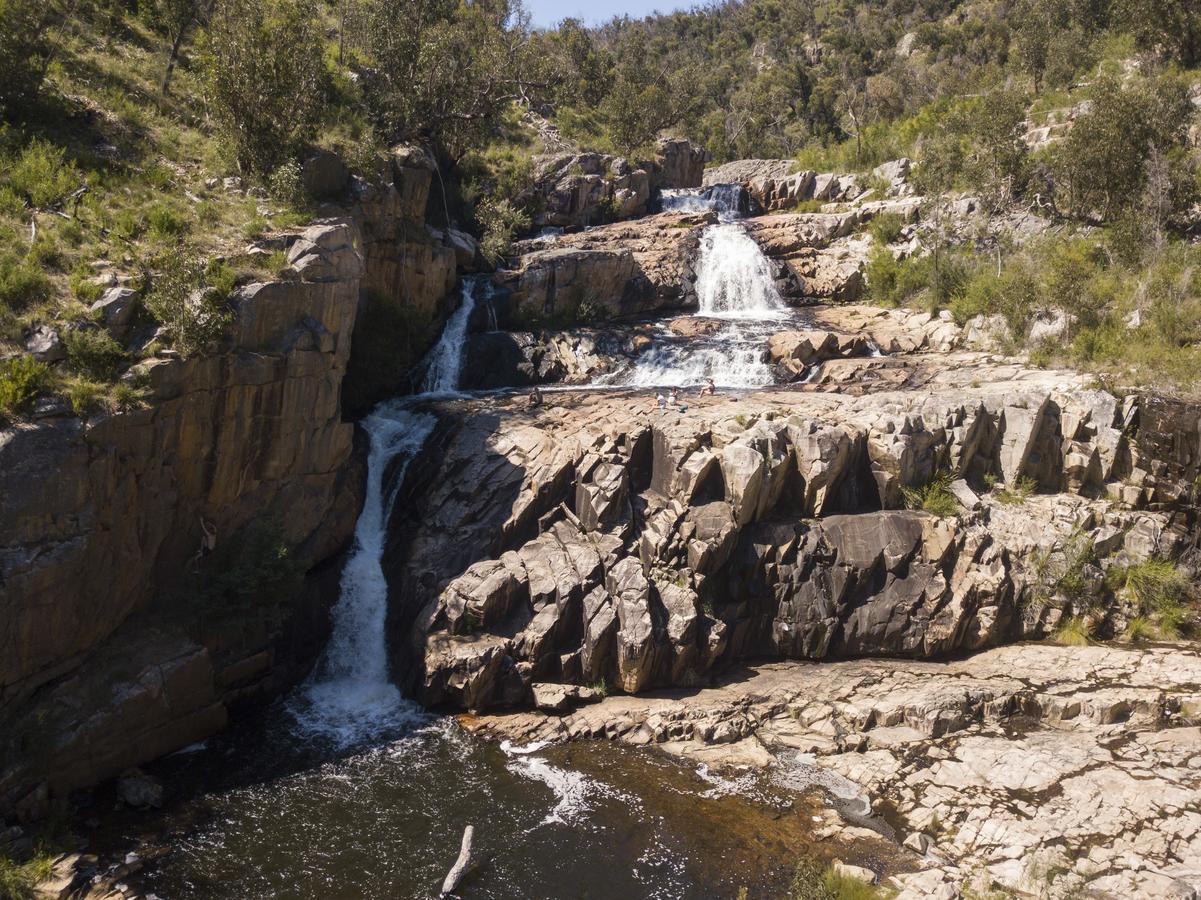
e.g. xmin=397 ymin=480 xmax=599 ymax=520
xmin=383 ymin=342 xmax=1199 ymax=712
xmin=494 ymin=212 xmax=712 ymax=321
xmin=0 ymin=150 xmax=460 ymax=818
xmin=531 ymin=139 xmax=710 ymax=229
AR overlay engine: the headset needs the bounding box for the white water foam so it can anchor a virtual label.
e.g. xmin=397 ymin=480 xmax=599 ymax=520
xmin=290 ymin=404 xmax=437 ymax=746
xmin=695 ymin=224 xmax=788 ymax=320
xmin=421 ymin=276 xmax=485 ymax=394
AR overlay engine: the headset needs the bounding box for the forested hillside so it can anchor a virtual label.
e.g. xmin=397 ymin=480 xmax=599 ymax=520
xmin=1 ymin=0 xmax=1200 ymax=423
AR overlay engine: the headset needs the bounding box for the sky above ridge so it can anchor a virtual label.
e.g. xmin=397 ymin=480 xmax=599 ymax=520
xmin=524 ymin=0 xmax=696 ymax=28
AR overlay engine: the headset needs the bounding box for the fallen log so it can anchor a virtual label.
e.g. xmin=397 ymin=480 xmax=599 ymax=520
xmin=439 ymin=824 xmax=475 ymax=896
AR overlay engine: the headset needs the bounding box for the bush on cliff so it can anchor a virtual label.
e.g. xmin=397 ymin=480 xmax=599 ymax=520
xmin=64 ymin=327 xmax=127 ymax=381
xmin=0 ymin=355 xmax=48 ymax=422
xmin=142 ymin=251 xmax=233 ymax=355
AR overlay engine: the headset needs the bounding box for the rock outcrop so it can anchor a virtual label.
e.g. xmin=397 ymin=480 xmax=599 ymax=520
xmin=495 ymin=212 xmax=713 ymax=321
xmin=0 ymin=148 xmax=461 ymax=817
xmin=531 ymin=139 xmax=710 ymax=229
xmin=745 ymin=201 xmax=921 ymax=303
xmin=386 ymin=356 xmax=1199 ymax=713
xmin=464 ymin=643 xmax=1201 ymax=899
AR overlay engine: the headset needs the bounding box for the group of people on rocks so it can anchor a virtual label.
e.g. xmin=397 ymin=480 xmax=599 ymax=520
xmin=655 ymin=379 xmax=715 ymax=413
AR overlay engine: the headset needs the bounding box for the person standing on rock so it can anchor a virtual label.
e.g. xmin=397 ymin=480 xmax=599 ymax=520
xmin=193 ymin=516 xmax=217 ymax=573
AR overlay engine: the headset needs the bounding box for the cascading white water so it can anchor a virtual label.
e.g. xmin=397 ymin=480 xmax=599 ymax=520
xmin=291 ymin=404 xmax=436 ymax=745
xmin=694 ymin=224 xmax=788 ymax=319
xmin=658 ymin=184 xmax=746 ymax=221
xmin=610 ymin=220 xmax=789 ymax=388
xmin=421 ymin=276 xmax=484 ymax=394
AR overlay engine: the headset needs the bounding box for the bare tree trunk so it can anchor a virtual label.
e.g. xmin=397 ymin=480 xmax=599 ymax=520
xmin=440 ymin=825 xmax=475 ymax=896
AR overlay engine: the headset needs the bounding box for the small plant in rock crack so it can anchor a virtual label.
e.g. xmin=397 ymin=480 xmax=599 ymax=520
xmin=1053 ymin=615 xmax=1093 ymax=646
xmin=901 ymin=472 xmax=960 ymax=518
xmin=588 ymin=678 xmax=609 ymax=697
xmin=994 ymin=476 xmax=1037 ymax=505
xmin=1107 ymin=557 xmax=1194 ymax=640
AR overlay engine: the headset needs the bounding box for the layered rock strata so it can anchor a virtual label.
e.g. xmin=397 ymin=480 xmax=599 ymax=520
xmin=0 ymin=190 xmax=421 ymax=815
xmin=389 ymin=358 xmax=1199 ymax=713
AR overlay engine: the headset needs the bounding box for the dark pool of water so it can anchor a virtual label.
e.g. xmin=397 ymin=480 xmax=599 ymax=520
xmin=82 ymin=704 xmax=829 ymax=900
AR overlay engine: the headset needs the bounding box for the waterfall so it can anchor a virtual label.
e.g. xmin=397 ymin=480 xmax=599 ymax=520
xmin=658 ymin=183 xmax=747 ymax=221
xmin=421 ymin=276 xmax=485 ymax=394
xmin=291 ymin=404 xmax=436 ymax=745
xmin=694 ymin=224 xmax=788 ymax=319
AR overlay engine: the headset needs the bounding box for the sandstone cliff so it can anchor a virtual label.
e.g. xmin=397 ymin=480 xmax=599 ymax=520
xmin=0 ymin=150 xmax=461 ymax=819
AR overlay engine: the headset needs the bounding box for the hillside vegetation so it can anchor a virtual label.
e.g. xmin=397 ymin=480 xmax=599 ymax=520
xmin=1 ymin=0 xmax=1200 ymax=423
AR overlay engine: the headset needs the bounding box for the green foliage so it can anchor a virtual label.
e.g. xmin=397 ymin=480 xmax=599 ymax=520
xmin=1106 ymin=557 xmax=1194 ymax=638
xmin=142 ymin=251 xmax=232 ymax=355
xmin=0 ymin=846 xmax=57 ymax=900
xmin=356 ymin=0 xmax=545 ymax=159
xmin=0 ymin=0 xmax=59 ymax=118
xmin=0 ymin=355 xmax=48 ymax=422
xmin=1053 ymin=616 xmax=1093 ymax=646
xmin=867 ymin=213 xmax=905 ymax=245
xmin=476 ymin=197 xmax=530 ymax=266
xmin=1053 ymin=74 xmax=1193 ymax=221
xmin=193 ymin=518 xmax=303 ymax=622
xmin=0 ymin=251 xmax=52 ymax=311
xmin=588 ymin=678 xmax=609 ymax=698
xmin=901 ymin=473 xmax=960 ymax=518
xmin=267 ymin=160 xmax=306 ymax=207
xmin=5 ymin=139 xmax=85 ymax=210
xmin=69 ymin=265 xmax=103 ymax=303
xmin=64 ymin=328 xmax=126 ymax=381
xmin=147 ymin=203 xmax=189 ymax=242
xmin=201 ymin=0 xmax=328 ymax=176
xmin=788 ymin=857 xmax=883 ymax=900
xmin=866 ymin=247 xmax=933 ymax=308
xmin=994 ymin=477 xmax=1037 ymax=505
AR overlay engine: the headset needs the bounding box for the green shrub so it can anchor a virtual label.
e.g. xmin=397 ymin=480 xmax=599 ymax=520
xmin=69 ymin=265 xmax=103 ymax=303
xmin=1106 ymin=557 xmax=1193 ymax=639
xmin=901 ymin=473 xmax=960 ymax=518
xmin=788 ymin=856 xmax=882 ymax=900
xmin=476 ymin=197 xmax=531 ymax=265
xmin=995 ymin=476 xmax=1037 ymax=505
xmin=64 ymin=376 xmax=104 ymax=415
xmin=0 ymin=355 xmax=49 ymax=422
xmin=865 ymin=247 xmax=932 ymax=307
xmin=0 ymin=0 xmax=58 ymax=117
xmin=201 ymin=0 xmax=328 ymax=176
xmin=143 ymin=252 xmax=232 ymax=355
xmin=64 ymin=328 xmax=126 ymax=381
xmin=267 ymin=160 xmax=306 ymax=206
xmin=147 ymin=204 xmax=190 ymax=242
xmin=192 ymin=518 xmax=303 ymax=627
xmin=867 ymin=212 xmax=905 ymax=245
xmin=5 ymin=139 xmax=84 ymax=210
xmin=0 ymin=252 xmax=52 ymax=310
xmin=1052 ymin=616 xmax=1092 ymax=646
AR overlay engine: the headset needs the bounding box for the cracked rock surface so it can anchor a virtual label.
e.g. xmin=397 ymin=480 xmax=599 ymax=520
xmin=464 ymin=642 xmax=1201 ymax=899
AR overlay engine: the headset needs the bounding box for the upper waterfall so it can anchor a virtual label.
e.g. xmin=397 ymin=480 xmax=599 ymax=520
xmin=694 ymin=224 xmax=788 ymax=319
xmin=421 ymin=276 xmax=487 ymax=394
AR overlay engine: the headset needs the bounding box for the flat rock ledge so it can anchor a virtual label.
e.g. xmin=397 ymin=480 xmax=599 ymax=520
xmin=462 ymin=642 xmax=1201 ymax=899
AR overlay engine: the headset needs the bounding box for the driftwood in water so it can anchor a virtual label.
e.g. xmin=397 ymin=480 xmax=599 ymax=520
xmin=439 ymin=824 xmax=475 ymax=896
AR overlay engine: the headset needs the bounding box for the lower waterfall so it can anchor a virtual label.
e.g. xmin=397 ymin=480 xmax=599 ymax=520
xmin=290 ymin=405 xmax=436 ymax=745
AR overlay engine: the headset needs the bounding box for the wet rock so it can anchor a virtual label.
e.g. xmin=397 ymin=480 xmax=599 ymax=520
xmin=117 ymin=770 xmax=163 ymax=808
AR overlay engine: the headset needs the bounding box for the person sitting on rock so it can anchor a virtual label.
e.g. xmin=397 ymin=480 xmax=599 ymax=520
xmin=528 ymin=385 xmax=543 ymax=408
xmin=699 ymin=378 xmax=716 ymax=396
xmin=193 ymin=516 xmax=217 ymax=573
xmin=656 ymin=392 xmax=667 ymax=410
